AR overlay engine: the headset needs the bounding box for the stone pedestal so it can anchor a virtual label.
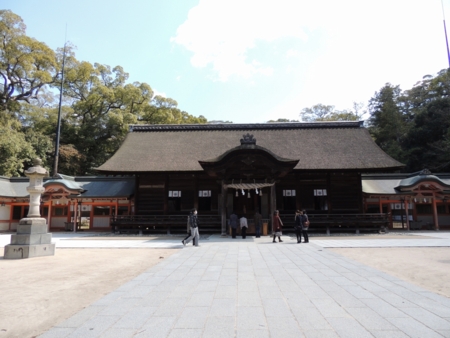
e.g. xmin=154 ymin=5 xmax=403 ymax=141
xmin=4 ymin=158 xmax=55 ymax=259
xmin=4 ymin=218 xmax=55 ymax=259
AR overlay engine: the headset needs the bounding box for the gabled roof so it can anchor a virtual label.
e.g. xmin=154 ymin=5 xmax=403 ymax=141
xmin=0 ymin=177 xmax=29 ymax=198
xmin=362 ymin=172 xmax=450 ymax=195
xmin=0 ymin=176 xmax=135 ymax=199
xmin=96 ymin=122 xmax=404 ymax=173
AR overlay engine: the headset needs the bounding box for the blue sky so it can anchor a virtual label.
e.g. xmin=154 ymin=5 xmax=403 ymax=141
xmin=4 ymin=0 xmax=450 ymax=123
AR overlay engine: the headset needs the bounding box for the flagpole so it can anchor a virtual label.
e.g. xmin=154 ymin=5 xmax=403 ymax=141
xmin=442 ymin=0 xmax=450 ymax=68
xmin=52 ymin=27 xmax=67 ymax=177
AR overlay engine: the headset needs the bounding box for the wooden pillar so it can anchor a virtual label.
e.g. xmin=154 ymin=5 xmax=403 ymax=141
xmin=379 ymin=197 xmax=383 ymax=213
xmin=270 ymin=184 xmax=276 ymax=234
xmin=163 ymin=174 xmax=169 ymax=215
xmin=221 ymin=181 xmax=227 ymax=236
xmin=432 ymin=194 xmax=439 ymax=231
xmin=48 ymin=200 xmax=53 ymax=231
xmin=404 ymin=198 xmax=410 ymax=231
xmin=73 ymin=200 xmax=78 ymax=233
xmin=194 ymin=175 xmax=199 ymax=211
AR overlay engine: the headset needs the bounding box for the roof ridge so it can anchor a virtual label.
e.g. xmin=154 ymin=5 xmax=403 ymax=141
xmin=129 ymin=121 xmax=363 ymax=132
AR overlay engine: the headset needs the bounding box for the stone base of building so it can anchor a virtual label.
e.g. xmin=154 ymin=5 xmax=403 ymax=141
xmin=4 ymin=217 xmax=55 ymax=259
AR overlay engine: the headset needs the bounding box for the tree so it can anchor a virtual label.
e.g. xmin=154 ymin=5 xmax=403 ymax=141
xmin=300 ymin=103 xmax=362 ymax=122
xmin=368 ymin=84 xmax=408 ymax=162
xmin=0 ymin=119 xmax=36 ymax=176
xmin=0 ymin=10 xmax=57 ymax=113
xmin=403 ymin=69 xmax=450 ymax=171
xmin=267 ymin=118 xmax=299 ymax=123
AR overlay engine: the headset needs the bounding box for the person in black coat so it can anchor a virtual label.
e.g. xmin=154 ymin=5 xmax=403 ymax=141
xmin=301 ymin=209 xmax=309 ymax=243
xmin=182 ymin=209 xmax=200 ymax=246
xmin=294 ymin=210 xmax=302 ymax=243
xmin=229 ymin=211 xmax=239 ymax=238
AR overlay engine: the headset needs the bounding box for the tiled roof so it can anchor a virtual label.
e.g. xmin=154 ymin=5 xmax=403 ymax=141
xmin=96 ymin=122 xmax=404 ymax=173
xmin=0 ymin=176 xmax=135 ymax=198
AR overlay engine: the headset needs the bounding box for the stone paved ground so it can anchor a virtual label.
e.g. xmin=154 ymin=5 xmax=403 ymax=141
xmin=37 ymin=233 xmax=450 ymax=338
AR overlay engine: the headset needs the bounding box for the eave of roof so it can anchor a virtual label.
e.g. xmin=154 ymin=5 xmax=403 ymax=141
xmin=97 ymin=122 xmax=404 ymax=173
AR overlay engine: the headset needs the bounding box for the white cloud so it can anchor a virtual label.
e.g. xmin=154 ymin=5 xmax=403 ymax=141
xmin=174 ymin=0 xmax=447 ymax=86
xmin=172 ymin=0 xmax=314 ymax=81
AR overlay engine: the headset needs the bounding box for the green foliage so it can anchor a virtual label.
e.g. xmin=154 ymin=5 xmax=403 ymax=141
xmin=0 ymin=120 xmax=36 ymax=176
xmin=367 ymin=69 xmax=450 ymax=172
xmin=267 ymin=118 xmax=300 ymax=123
xmin=0 ymin=10 xmax=57 ymax=112
xmin=300 ymin=103 xmax=362 ymax=122
xmin=0 ymin=11 xmax=207 ymax=177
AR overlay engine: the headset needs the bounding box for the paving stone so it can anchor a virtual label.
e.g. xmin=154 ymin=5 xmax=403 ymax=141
xmin=210 ymin=298 xmax=236 ymax=316
xmin=236 ymin=306 xmax=267 ymax=330
xmin=167 ymin=328 xmax=203 ymax=338
xmin=134 ymin=316 xmax=176 ymax=338
xmin=436 ymin=330 xmax=450 ymax=337
xmin=387 ymin=317 xmax=444 ymax=338
xmin=39 ymin=235 xmax=450 ymax=338
xmin=326 ymin=317 xmax=373 ymax=338
xmin=360 ymin=298 xmax=410 ymax=318
xmin=154 ymin=297 xmax=188 ymax=316
xmin=110 ymin=307 xmax=157 ymax=329
xmin=235 ymin=328 xmax=270 ymax=338
xmin=173 ymin=307 xmax=209 ymax=329
xmin=303 ymin=329 xmax=339 ymax=338
xmin=39 ymin=327 xmax=75 ymax=338
xmin=262 ymin=298 xmax=293 ymax=317
xmin=368 ymin=330 xmax=410 ymax=338
xmin=68 ymin=315 xmax=121 ymax=338
xmin=400 ymin=307 xmax=450 ymax=330
xmin=55 ymin=305 xmax=106 ymax=328
xmin=237 ymin=291 xmax=262 ymax=307
xmin=345 ymin=307 xmax=397 ymax=330
xmin=215 ymin=285 xmax=237 ymax=299
xmin=310 ymin=298 xmax=351 ymax=318
xmin=98 ymin=327 xmax=135 ymax=338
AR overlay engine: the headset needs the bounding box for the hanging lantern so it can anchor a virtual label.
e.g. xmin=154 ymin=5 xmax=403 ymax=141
xmin=248 ymin=191 xmax=251 ymax=198
xmin=256 ymin=188 xmax=259 ymax=194
xmin=242 ymin=189 xmax=245 ymax=196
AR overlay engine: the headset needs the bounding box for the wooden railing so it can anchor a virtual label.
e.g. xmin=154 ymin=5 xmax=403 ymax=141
xmin=280 ymin=213 xmax=390 ymax=234
xmin=110 ymin=213 xmax=390 ymax=235
xmin=110 ymin=215 xmax=221 ymax=234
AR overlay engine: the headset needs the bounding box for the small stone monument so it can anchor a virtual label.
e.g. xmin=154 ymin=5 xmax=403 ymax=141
xmin=4 ymin=158 xmax=55 ymax=259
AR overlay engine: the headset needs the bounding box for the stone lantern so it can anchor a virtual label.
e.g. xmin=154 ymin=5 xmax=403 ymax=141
xmin=4 ymin=158 xmax=55 ymax=259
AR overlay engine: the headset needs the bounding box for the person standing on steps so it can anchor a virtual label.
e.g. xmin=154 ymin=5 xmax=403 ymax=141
xmin=182 ymin=208 xmax=199 ymax=247
xmin=240 ymin=215 xmax=248 ymax=239
xmin=254 ymin=211 xmax=262 ymax=238
xmin=294 ymin=210 xmax=302 ymax=243
xmin=272 ymin=210 xmax=283 ymax=243
xmin=301 ymin=209 xmax=309 ymax=243
xmin=229 ymin=211 xmax=239 ymax=238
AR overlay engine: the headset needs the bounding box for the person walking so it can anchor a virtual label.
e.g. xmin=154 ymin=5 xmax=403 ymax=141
xmin=301 ymin=209 xmax=309 ymax=243
xmin=254 ymin=211 xmax=262 ymax=238
xmin=182 ymin=208 xmax=199 ymax=247
xmin=229 ymin=211 xmax=239 ymax=238
xmin=272 ymin=210 xmax=283 ymax=243
xmin=182 ymin=214 xmax=196 ymax=246
xmin=240 ymin=215 xmax=248 ymax=239
xmin=294 ymin=210 xmax=302 ymax=243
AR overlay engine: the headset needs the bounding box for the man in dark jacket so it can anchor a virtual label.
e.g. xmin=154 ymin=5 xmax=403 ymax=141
xmin=182 ymin=209 xmax=199 ymax=246
xmin=229 ymin=211 xmax=238 ymax=238
xmin=254 ymin=211 xmax=262 ymax=238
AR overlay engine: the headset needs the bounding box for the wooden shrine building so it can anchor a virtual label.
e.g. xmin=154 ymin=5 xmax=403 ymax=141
xmin=95 ymin=121 xmax=404 ymax=234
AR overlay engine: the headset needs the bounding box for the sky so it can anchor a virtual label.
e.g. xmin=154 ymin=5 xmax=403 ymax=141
xmin=4 ymin=0 xmax=450 ymax=123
